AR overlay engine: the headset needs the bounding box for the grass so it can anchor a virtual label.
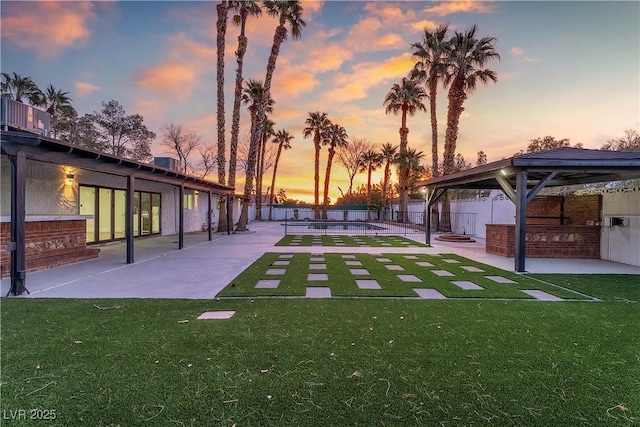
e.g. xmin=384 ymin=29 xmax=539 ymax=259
xmin=1 ymin=296 xmax=639 ymax=426
xmin=275 ymin=234 xmax=427 ymax=247
xmin=218 ymin=252 xmax=592 ymax=300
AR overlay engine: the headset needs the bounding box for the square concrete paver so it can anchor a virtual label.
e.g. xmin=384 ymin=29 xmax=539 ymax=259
xmin=451 ymin=281 xmax=484 ymax=290
xmin=310 ymin=257 xmax=324 ymax=262
xmin=486 ymin=276 xmax=516 ymax=284
xmin=349 ymin=269 xmax=370 ymax=275
xmin=266 ymin=269 xmax=287 ymax=275
xmin=279 ymin=254 xmax=294 ymax=259
xmin=273 ymin=261 xmax=290 ymax=266
xmin=385 ymin=265 xmax=405 ymax=271
xmin=356 ymin=280 xmax=381 ymax=289
xmin=306 ymin=287 xmax=332 ymax=298
xmin=381 ymin=243 xmax=392 ymax=246
xmin=413 ymin=289 xmax=447 ymax=299
xmin=404 ymin=255 xmax=419 ymax=260
xmin=256 ymin=280 xmax=281 ymax=289
xmin=376 ymin=258 xmax=392 ymax=263
xmin=198 ymin=311 xmax=236 ymax=320
xmin=342 ymin=254 xmax=356 ymax=259
xmin=416 ymin=261 xmax=434 ymax=267
xmin=522 ymin=290 xmax=564 ymax=301
xmin=432 ymin=270 xmax=454 ymax=277
xmin=461 ymin=266 xmax=484 ymax=272
xmin=398 ymin=274 xmax=421 ymax=282
xmin=442 ymin=259 xmax=460 ymax=264
xmin=308 ymin=273 xmax=328 ymax=281
xmin=345 ymin=261 xmax=362 ymax=266
xmin=309 ymin=264 xmax=327 ymax=270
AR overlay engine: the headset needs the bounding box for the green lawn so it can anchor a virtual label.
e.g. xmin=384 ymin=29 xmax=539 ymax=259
xmin=218 ymin=252 xmax=592 ymax=300
xmin=1 ymin=295 xmax=638 ymax=426
xmin=275 ymin=234 xmax=426 ymax=247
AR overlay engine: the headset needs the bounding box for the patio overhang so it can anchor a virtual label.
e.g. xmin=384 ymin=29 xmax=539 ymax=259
xmin=417 ymin=148 xmax=640 ymax=272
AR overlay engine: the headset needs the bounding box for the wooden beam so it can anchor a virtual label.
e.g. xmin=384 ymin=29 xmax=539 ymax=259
xmin=514 ymin=170 xmax=528 ymax=272
xmin=526 ymin=172 xmax=557 ymax=204
xmin=495 ymin=175 xmax=517 ymax=204
xmin=126 ymin=174 xmax=135 ymax=263
xmin=9 ymin=151 xmax=28 ymax=296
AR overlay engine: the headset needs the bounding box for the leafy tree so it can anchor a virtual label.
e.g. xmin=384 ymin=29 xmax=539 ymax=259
xmin=198 ymin=143 xmax=217 ymax=179
xmin=410 ymin=23 xmax=450 ymax=179
xmin=322 ymin=122 xmax=348 ymax=218
xmin=268 ymin=129 xmax=294 ymax=220
xmin=442 ymin=25 xmax=499 ymax=176
xmin=383 ymin=77 xmax=427 ymax=221
xmin=514 ymin=136 xmax=582 ymax=155
xmin=476 ymin=150 xmax=487 ymax=166
xmin=398 ymin=148 xmax=427 ymax=197
xmin=91 ymin=100 xmax=155 ymax=162
xmin=601 ymin=129 xmax=640 ymax=152
xmin=228 ymin=0 xmax=263 ymax=213
xmin=303 ymin=111 xmax=331 ymax=219
xmin=337 ymin=137 xmax=369 ymax=196
xmin=159 ymin=123 xmax=202 ymax=174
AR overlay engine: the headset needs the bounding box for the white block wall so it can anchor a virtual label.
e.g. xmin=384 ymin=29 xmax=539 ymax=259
xmin=600 ymin=191 xmax=640 ymax=266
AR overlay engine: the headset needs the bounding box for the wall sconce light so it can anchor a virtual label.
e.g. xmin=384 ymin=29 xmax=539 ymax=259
xmin=194 ymin=190 xmax=199 ymax=196
xmin=66 ymin=170 xmax=75 ymax=185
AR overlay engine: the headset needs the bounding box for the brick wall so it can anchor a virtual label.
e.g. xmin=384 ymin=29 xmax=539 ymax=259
xmin=1 ymin=220 xmax=99 ymax=277
xmin=527 ymin=195 xmax=601 ymax=225
xmin=486 ymin=224 xmax=601 ymax=258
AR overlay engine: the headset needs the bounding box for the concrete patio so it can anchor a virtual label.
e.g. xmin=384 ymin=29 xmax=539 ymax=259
xmin=2 ymin=221 xmax=639 ymax=299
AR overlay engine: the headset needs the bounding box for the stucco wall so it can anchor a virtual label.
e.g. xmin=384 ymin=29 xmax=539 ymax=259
xmin=600 ymin=190 xmax=640 ymax=266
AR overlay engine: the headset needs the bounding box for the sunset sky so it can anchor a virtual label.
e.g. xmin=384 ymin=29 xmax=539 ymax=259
xmin=2 ymin=1 xmax=639 ymax=203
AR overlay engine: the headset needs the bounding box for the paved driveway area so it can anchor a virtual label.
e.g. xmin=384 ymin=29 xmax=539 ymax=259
xmin=2 ymin=222 xmax=639 ymax=298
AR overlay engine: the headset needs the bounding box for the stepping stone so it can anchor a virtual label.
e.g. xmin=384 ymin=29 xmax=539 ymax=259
xmin=290 ymin=243 xmax=300 ymax=246
xmin=381 ymin=243 xmax=392 ymax=246
xmin=413 ymin=289 xmax=447 ymax=299
xmin=308 ymin=273 xmax=328 ymax=281
xmin=306 ymin=287 xmax=332 ymax=298
xmin=376 ymin=258 xmax=392 ymax=263
xmin=398 ymin=275 xmax=421 ymax=282
xmin=266 ymin=269 xmax=286 ymax=275
xmin=461 ymin=266 xmax=484 ymax=272
xmin=356 ymin=280 xmax=381 ymax=289
xmin=416 ymin=261 xmax=434 ymax=267
xmin=349 ymin=269 xmax=369 ymax=275
xmin=309 ymin=264 xmax=327 ymax=270
xmin=442 ymin=259 xmax=460 ymax=264
xmin=342 ymin=255 xmax=356 ymax=259
xmin=404 ymin=256 xmax=419 ymax=260
xmin=198 ymin=311 xmax=236 ymax=320
xmin=311 ymin=257 xmax=324 ymax=262
xmin=279 ymin=254 xmax=294 ymax=259
xmin=273 ymin=261 xmax=290 ymax=266
xmin=345 ymin=261 xmax=362 ymax=266
xmin=256 ymin=280 xmax=281 ymax=289
xmin=336 ymin=243 xmax=346 ymax=246
xmin=486 ymin=276 xmax=516 ymax=284
xmin=451 ymin=281 xmax=484 ymax=290
xmin=522 ymin=290 xmax=564 ymax=301
xmin=432 ymin=270 xmax=454 ymax=277
xmin=385 ymin=265 xmax=405 ymax=271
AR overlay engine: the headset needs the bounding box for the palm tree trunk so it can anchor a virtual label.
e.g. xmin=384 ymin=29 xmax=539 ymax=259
xmin=228 ymin=8 xmax=250 ymax=228
xmin=399 ymin=107 xmax=409 ymax=223
xmin=255 ymin=135 xmax=263 ymax=221
xmin=443 ymin=77 xmax=466 ymax=175
xmin=429 ymin=79 xmax=439 ymax=178
xmin=235 ymin=110 xmax=259 ymax=232
xmin=268 ymin=143 xmax=284 ymax=221
xmin=314 ymin=139 xmax=321 ymax=219
xmin=322 ymin=146 xmax=335 ymax=220
xmin=216 ymin=1 xmax=228 ymax=233
xmin=382 ymin=162 xmax=390 ymax=220
xmin=367 ymin=166 xmax=373 ymax=220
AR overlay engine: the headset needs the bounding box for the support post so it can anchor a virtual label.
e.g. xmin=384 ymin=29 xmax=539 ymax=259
xmin=179 ymin=185 xmax=184 ymax=249
xmin=8 ymin=151 xmax=28 ymax=296
xmin=226 ymin=194 xmax=231 ymax=235
xmin=126 ymin=174 xmax=135 ymax=263
xmin=514 ymin=169 xmax=527 ymax=272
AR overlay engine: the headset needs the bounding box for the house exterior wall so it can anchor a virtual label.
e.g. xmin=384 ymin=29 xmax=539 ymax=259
xmin=600 ymin=190 xmax=640 ymax=266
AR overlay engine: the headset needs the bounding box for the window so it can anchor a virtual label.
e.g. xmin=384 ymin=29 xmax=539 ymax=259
xmin=183 ymin=193 xmax=194 ymax=210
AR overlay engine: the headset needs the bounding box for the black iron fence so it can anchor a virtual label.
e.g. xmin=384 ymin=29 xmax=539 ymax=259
xmin=283 ymin=209 xmax=426 ymax=235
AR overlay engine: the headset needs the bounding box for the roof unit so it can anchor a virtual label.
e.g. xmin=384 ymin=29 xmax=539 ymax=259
xmin=0 ymin=97 xmax=51 ymax=137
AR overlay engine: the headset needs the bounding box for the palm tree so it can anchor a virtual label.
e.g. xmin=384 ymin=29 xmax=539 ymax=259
xmin=410 ymin=23 xmax=449 ymax=179
xmin=228 ymin=0 xmax=262 ymax=224
xmin=216 ymin=0 xmax=229 ymax=233
xmin=248 ymin=0 xmax=305 ymax=209
xmin=268 ymin=129 xmax=294 ymax=220
xmin=442 ymin=25 xmax=499 ymax=175
xmin=383 ymin=77 xmax=427 ymax=222
xmin=255 ymin=118 xmax=275 ymax=220
xmin=321 ymin=122 xmax=348 ymax=219
xmin=379 ymin=142 xmax=398 ymax=218
xmin=40 ymin=84 xmax=74 ymax=138
xmin=236 ymin=80 xmax=272 ymax=231
xmin=1 ymin=72 xmax=42 ymax=104
xmin=359 ymin=149 xmax=383 ymax=219
xmin=303 ymin=111 xmax=331 ymax=219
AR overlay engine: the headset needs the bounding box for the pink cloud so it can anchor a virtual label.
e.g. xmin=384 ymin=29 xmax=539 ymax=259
xmin=422 ymin=1 xmax=495 ymax=17
xmin=1 ymin=2 xmax=97 ymax=58
xmin=74 ymin=81 xmax=101 ymax=99
xmin=135 ymin=62 xmax=197 ymax=101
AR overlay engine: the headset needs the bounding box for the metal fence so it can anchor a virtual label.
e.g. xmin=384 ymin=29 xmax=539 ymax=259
xmin=282 ymin=209 xmax=427 ymax=235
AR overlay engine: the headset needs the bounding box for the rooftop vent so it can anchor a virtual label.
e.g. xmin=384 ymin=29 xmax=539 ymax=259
xmin=153 ymin=157 xmax=182 ymax=171
xmin=0 ymin=97 xmax=51 ymax=137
